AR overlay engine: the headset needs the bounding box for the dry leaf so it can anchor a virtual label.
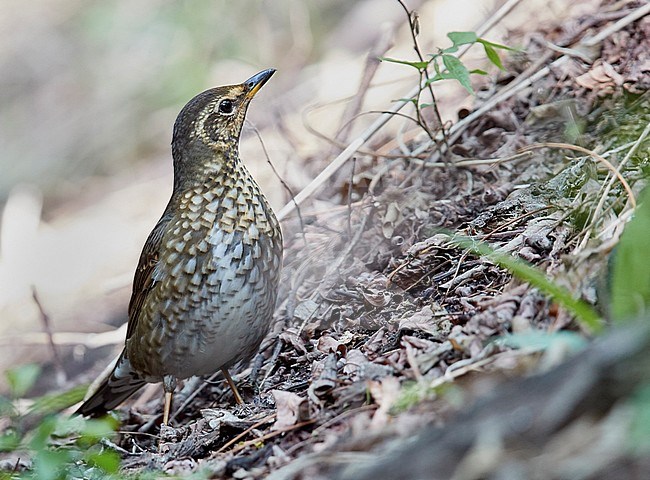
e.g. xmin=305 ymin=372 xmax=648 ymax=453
xmin=398 ymin=306 xmax=438 ymax=335
xmin=272 ymin=390 xmax=309 ymax=430
xmin=382 ymin=202 xmax=402 ymax=238
xmin=368 ymin=376 xmax=401 ymax=431
xmin=317 ymin=334 xmax=346 ymax=357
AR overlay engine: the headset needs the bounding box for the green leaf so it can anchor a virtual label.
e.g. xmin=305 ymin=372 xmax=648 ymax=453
xmin=79 ymin=417 xmax=119 ymax=442
xmin=482 ymin=43 xmax=505 ymax=71
xmin=477 ymin=38 xmax=519 ymax=52
xmin=0 ymin=395 xmax=16 ymax=417
xmin=85 ymin=449 xmax=121 ymax=473
xmin=33 ymin=448 xmax=71 ymax=480
xmin=0 ymin=431 xmax=20 ymax=452
xmin=629 ymin=383 xmax=650 ymax=452
xmin=379 ymin=56 xmax=429 ymax=70
xmin=5 ymin=364 xmax=41 ymax=398
xmin=30 ymin=416 xmax=58 ymax=451
xmin=469 ymin=69 xmax=488 ymax=75
xmin=494 ymin=331 xmax=588 ymax=352
xmin=611 ymin=186 xmax=650 ymax=322
xmin=396 ymin=97 xmax=418 ymax=105
xmin=447 ymin=31 xmax=478 ymax=47
xmin=431 ymin=56 xmax=443 ymax=75
xmin=424 ymin=71 xmax=456 ymax=86
xmin=441 ymin=45 xmax=459 ymax=54
xmin=449 ymin=235 xmax=602 ymax=333
xmin=441 ymin=55 xmax=473 ymax=93
xmin=28 ymin=384 xmax=89 ymax=417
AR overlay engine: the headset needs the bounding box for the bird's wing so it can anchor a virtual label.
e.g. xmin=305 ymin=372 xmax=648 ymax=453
xmin=126 ymin=211 xmax=172 ymax=340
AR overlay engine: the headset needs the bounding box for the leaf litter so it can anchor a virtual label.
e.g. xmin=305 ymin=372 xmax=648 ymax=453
xmin=4 ymin=0 xmax=649 ymax=478
xmin=111 ymin=2 xmax=650 ymax=477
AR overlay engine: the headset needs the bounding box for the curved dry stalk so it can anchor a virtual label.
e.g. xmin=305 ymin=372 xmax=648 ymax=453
xmin=520 ymin=142 xmax=637 ymax=209
xmin=409 ymin=150 xmax=535 ymax=169
xmin=577 ymin=122 xmax=650 ymax=250
xmin=520 ymin=141 xmax=639 ymax=254
xmin=248 ymin=122 xmax=307 ymax=245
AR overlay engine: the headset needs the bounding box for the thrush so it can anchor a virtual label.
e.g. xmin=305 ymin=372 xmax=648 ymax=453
xmin=76 ymin=69 xmax=283 ymax=425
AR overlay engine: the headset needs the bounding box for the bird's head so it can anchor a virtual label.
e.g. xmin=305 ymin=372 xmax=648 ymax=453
xmin=170 ymin=68 xmax=275 ymax=184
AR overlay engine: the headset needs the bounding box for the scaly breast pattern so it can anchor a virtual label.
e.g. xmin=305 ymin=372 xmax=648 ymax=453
xmin=128 ymin=168 xmax=282 ymax=381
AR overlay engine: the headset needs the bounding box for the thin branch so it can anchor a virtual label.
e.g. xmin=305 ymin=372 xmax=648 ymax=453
xmin=397 ymin=0 xmax=447 ymax=149
xmin=31 ymin=287 xmax=66 ymax=385
xmin=248 ymin=121 xmax=307 ymax=245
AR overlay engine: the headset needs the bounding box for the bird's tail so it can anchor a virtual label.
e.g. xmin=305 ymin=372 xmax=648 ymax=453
xmin=75 ymin=352 xmax=146 ymax=417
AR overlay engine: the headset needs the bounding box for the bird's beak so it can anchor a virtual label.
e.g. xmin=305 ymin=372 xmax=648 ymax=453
xmin=244 ymin=68 xmax=276 ymax=100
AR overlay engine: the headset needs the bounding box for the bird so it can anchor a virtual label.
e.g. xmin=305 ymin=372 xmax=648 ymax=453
xmin=76 ymin=68 xmax=283 ymax=425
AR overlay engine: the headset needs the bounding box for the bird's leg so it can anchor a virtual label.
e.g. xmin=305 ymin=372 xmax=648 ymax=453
xmin=221 ymin=368 xmax=244 ymax=405
xmin=162 ymin=375 xmax=176 ymax=426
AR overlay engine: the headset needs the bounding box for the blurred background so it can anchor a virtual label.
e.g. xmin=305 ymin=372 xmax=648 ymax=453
xmin=0 ymin=0 xmax=587 ymax=392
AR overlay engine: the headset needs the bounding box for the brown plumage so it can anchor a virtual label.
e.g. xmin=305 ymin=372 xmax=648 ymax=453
xmin=76 ymin=69 xmax=283 ymax=423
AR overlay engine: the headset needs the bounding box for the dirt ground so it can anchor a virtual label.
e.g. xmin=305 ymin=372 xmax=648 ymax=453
xmin=2 ymin=0 xmax=650 ymax=478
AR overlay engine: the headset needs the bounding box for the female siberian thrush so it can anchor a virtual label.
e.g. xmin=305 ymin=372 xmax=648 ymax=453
xmin=77 ymin=69 xmax=283 ymax=424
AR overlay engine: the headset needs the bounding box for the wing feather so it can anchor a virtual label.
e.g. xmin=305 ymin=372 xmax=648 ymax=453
xmin=126 ymin=210 xmax=173 ymax=340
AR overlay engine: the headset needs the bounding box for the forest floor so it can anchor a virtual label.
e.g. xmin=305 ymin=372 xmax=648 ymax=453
xmin=2 ymin=1 xmax=650 ymax=479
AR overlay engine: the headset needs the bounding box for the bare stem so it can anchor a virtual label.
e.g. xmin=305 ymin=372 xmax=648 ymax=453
xmin=396 ymin=0 xmax=449 ymax=154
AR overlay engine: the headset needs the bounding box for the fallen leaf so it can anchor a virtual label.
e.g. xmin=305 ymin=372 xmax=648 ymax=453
xmin=368 ymin=376 xmax=401 ymax=431
xmin=272 ymin=390 xmax=309 ymax=430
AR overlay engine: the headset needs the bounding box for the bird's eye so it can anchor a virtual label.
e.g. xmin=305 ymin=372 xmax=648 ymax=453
xmin=218 ymin=99 xmax=234 ymax=114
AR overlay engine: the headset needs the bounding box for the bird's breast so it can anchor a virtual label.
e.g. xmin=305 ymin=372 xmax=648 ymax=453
xmin=132 ymin=179 xmax=282 ymax=379
xmin=159 ymin=180 xmax=281 ymax=294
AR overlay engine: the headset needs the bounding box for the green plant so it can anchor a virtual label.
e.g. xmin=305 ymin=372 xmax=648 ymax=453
xmin=382 ymin=31 xmax=513 ymax=95
xmin=380 ymin=1 xmax=516 ymax=145
xmin=610 ymin=186 xmax=650 ymax=322
xmin=448 ymin=235 xmax=603 ymax=333
xmin=0 ymin=365 xmax=120 ymax=479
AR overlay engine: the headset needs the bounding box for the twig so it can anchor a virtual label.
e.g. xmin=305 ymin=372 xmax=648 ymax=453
xmin=439 ymin=264 xmax=487 ymax=291
xmin=0 ymin=325 xmax=127 ymax=347
xmin=482 ymin=206 xmax=554 ymax=243
xmin=248 ymin=122 xmax=307 ymax=246
xmin=31 ymin=287 xmax=66 ymax=385
xmin=404 ymin=340 xmax=424 ymax=383
xmin=258 ymin=335 xmax=285 ymax=392
xmin=115 ymin=430 xmax=160 ymax=439
xmin=169 ymin=373 xmax=219 ymax=424
xmin=347 ymin=157 xmax=356 ymax=239
xmin=575 ymin=122 xmax=650 ymax=251
xmin=101 ymin=438 xmax=132 ymax=455
xmin=284 ymin=404 xmax=378 ymax=456
xmin=581 ymin=2 xmax=650 ymax=47
xmin=227 ymin=418 xmax=317 ymax=456
xmin=335 ymin=24 xmax=394 ymax=145
xmin=410 ymin=151 xmax=535 ymax=168
xmin=276 ymin=0 xmax=524 ymax=221
xmin=213 ymin=413 xmax=277 ymax=454
xmin=396 ymin=0 xmax=442 ymax=144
